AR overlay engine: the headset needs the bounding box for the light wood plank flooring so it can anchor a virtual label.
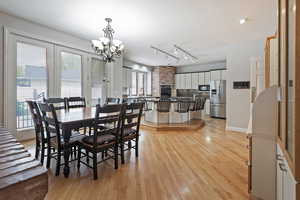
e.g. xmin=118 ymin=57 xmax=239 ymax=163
xmin=23 ymin=118 xmax=249 ymax=200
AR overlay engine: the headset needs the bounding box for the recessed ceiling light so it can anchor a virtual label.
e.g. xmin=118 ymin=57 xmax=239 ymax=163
xmin=239 ymin=18 xmax=247 ymax=24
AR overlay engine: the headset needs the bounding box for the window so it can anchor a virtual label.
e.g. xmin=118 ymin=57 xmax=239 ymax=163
xmin=16 ymin=42 xmax=47 ymax=129
xmin=131 ymin=71 xmax=137 ymax=95
xmin=60 ymin=52 xmax=82 ymax=97
xmin=146 ymin=72 xmax=152 ymax=95
xmin=130 ymin=71 xmax=152 ymax=96
xmin=138 ymin=73 xmax=145 ymax=96
xmin=91 ymin=58 xmax=105 ymax=106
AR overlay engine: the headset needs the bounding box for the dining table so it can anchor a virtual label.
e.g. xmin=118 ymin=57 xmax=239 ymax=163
xmin=55 ymin=107 xmax=97 ymax=178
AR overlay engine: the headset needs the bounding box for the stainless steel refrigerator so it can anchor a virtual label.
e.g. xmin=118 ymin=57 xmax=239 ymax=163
xmin=210 ymin=80 xmax=226 ymax=118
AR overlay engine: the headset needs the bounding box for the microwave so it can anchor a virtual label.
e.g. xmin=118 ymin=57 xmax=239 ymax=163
xmin=198 ymin=85 xmax=210 ymax=91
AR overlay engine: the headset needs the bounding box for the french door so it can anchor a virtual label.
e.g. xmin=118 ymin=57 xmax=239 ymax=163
xmin=54 ymin=46 xmax=88 ymax=99
xmin=5 ymin=34 xmax=54 ymax=139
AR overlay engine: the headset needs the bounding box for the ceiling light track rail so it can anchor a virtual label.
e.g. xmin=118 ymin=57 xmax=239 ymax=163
xmin=174 ymin=45 xmax=198 ymax=60
xmin=150 ymin=46 xmax=180 ymax=60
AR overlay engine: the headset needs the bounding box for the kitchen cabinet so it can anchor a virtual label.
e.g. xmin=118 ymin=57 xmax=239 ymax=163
xmin=175 ymin=74 xmax=180 ymax=89
xmin=210 ymin=70 xmax=222 ymax=81
xmin=221 ymin=70 xmax=227 ymax=81
xmin=127 ymin=69 xmax=132 ymax=88
xmin=198 ymin=73 xmax=205 ymax=85
xmin=204 ymin=72 xmax=211 ymax=85
xmin=205 ymin=99 xmax=210 ymax=115
xmin=277 ymin=144 xmax=297 ymax=200
xmin=191 ymin=73 xmax=199 ymax=89
xmin=184 ymin=73 xmax=192 ymax=89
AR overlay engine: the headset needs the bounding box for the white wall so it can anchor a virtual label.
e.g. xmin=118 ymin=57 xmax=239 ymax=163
xmin=225 ymin=39 xmax=265 ymax=132
xmin=176 ymin=60 xmax=226 ymax=73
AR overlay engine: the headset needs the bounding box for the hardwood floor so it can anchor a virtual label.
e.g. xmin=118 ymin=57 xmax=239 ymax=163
xmin=23 ymin=117 xmax=249 ymax=200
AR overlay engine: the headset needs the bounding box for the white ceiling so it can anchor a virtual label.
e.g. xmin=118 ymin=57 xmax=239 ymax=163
xmin=0 ymin=0 xmax=276 ymax=66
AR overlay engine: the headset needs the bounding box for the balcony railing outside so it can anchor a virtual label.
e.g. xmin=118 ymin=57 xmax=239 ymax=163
xmin=16 ymin=101 xmax=33 ymax=129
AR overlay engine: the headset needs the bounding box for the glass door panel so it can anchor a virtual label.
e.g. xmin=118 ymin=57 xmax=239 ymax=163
xmin=16 ymin=42 xmax=48 ymax=129
xmin=286 ymin=0 xmax=296 ymax=158
xmin=60 ymin=52 xmax=82 ymax=97
xmin=91 ymin=58 xmax=105 ymax=106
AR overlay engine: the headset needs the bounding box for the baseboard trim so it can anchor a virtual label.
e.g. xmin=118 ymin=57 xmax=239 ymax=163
xmin=226 ymin=126 xmax=248 ymax=133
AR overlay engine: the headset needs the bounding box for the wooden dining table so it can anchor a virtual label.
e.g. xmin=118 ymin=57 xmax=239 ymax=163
xmin=55 ymin=107 xmax=97 ymax=178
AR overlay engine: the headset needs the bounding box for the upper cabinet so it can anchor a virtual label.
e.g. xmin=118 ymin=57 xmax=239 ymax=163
xmin=191 ymin=73 xmax=199 ymax=89
xmin=175 ymin=69 xmax=226 ymax=89
xmin=204 ymin=72 xmax=211 ymax=85
xmin=210 ymin=70 xmax=222 ymax=81
xmin=198 ymin=73 xmax=205 ymax=85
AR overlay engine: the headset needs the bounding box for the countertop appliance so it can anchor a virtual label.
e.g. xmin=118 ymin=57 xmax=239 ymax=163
xmin=198 ymin=85 xmax=210 ymax=91
xmin=210 ymin=80 xmax=226 ymax=119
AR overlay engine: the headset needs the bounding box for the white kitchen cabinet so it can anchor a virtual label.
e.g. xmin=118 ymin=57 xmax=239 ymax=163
xmin=210 ymin=70 xmax=222 ymax=81
xmin=184 ymin=73 xmax=192 ymax=89
xmin=191 ymin=73 xmax=199 ymax=89
xmin=175 ymin=74 xmax=180 ymax=89
xmin=277 ymin=144 xmax=297 ymax=200
xmin=198 ymin=73 xmax=205 ymax=85
xmin=221 ymin=70 xmax=227 ymax=80
xmin=204 ymin=72 xmax=210 ymax=85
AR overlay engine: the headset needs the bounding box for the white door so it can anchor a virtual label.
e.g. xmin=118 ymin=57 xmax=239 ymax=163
xmin=55 ymin=46 xmax=88 ymax=99
xmin=5 ymin=33 xmax=54 ymax=138
xmin=90 ymin=58 xmax=105 ymax=106
xmin=276 ymin=160 xmax=284 ymax=200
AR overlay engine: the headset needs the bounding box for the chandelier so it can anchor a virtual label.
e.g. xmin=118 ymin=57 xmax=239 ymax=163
xmin=92 ymin=18 xmax=124 ymax=63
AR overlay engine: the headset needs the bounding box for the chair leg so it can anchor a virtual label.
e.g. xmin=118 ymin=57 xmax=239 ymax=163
xmin=114 ymin=145 xmax=118 ymax=170
xmin=77 ymin=146 xmax=81 ymax=169
xmin=121 ymin=141 xmax=125 ymax=164
xmin=135 ymin=137 xmax=139 ymax=157
xmin=55 ymin=151 xmax=61 ymax=176
xmin=93 ymin=153 xmax=98 ymax=180
xmin=46 ymin=145 xmax=51 ymax=169
xmin=86 ymin=149 xmax=90 ymax=165
xmin=40 ymin=143 xmax=45 ymax=165
xmin=35 ymin=143 xmax=40 ymax=160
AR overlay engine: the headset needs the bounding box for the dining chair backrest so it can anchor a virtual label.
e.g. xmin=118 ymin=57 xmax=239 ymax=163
xmin=93 ymin=104 xmax=126 ymax=148
xmin=121 ymin=102 xmax=144 ymax=138
xmin=66 ymin=97 xmax=86 ymax=109
xmin=38 ymin=103 xmax=62 ymax=147
xmin=106 ymin=97 xmax=120 ymax=104
xmin=27 ymin=101 xmax=45 ymax=144
xmin=43 ymin=97 xmax=66 ymax=110
xmin=157 ymin=100 xmax=171 ymax=113
xmin=175 ymin=101 xmax=190 ymax=113
xmin=192 ymin=97 xmax=206 ymax=111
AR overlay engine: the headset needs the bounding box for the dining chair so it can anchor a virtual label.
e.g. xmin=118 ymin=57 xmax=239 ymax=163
xmin=175 ymin=100 xmax=190 ymax=122
xmin=39 ymin=102 xmax=84 ymax=176
xmin=27 ymin=100 xmax=48 ymax=165
xmin=120 ymin=102 xmax=144 ymax=164
xmin=43 ymin=97 xmax=66 ymax=110
xmin=66 ymin=97 xmax=86 ymax=109
xmin=157 ymin=100 xmax=171 ymax=123
xmin=105 ymin=97 xmax=120 ymax=104
xmin=77 ymin=104 xmax=125 ymax=180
